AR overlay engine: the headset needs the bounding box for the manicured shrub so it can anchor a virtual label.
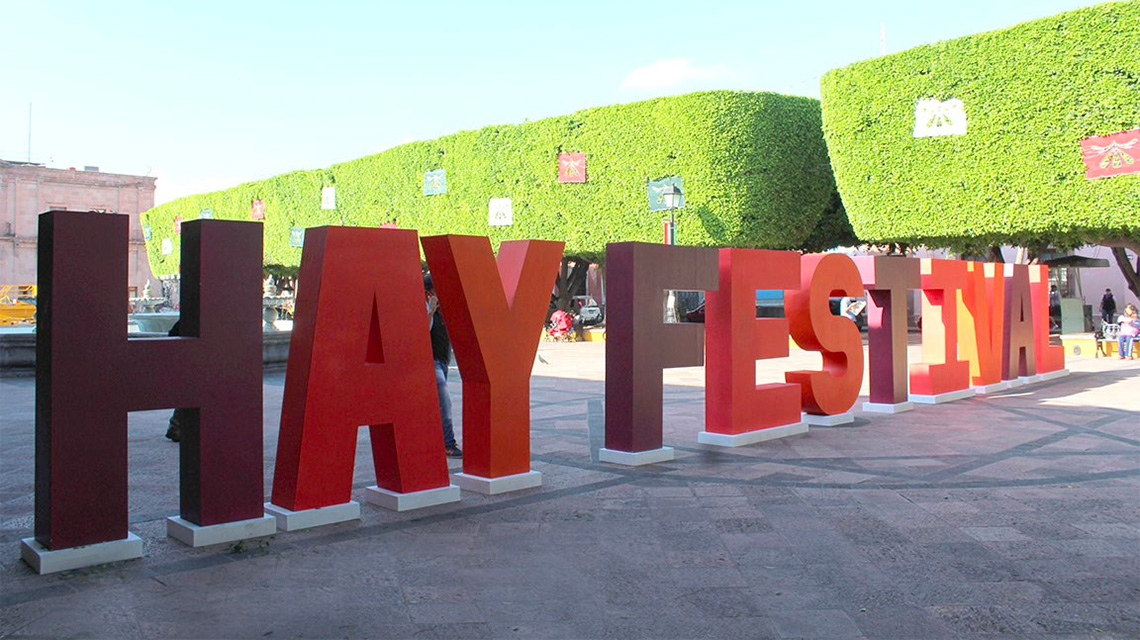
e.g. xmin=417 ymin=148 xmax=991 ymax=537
xmin=820 ymin=2 xmax=1140 ymax=250
xmin=143 ymin=91 xmax=838 ymax=275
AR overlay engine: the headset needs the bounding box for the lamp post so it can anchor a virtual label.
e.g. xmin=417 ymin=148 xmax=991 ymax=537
xmin=661 ymin=183 xmax=682 ymax=245
xmin=661 ymin=183 xmax=682 ymax=322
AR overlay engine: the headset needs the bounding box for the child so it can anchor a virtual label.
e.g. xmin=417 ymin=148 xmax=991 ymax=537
xmin=1118 ymin=303 xmax=1138 ymax=360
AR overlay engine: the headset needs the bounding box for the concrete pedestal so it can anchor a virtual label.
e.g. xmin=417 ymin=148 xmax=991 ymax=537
xmin=972 ymin=381 xmax=1010 ymax=395
xmin=698 ymin=422 xmax=807 ymax=448
xmin=166 ymin=515 xmax=277 ymax=548
xmin=20 ymin=533 xmax=143 ymax=575
xmin=1036 ymin=369 xmax=1070 ymax=382
xmin=862 ymin=401 xmax=914 ymax=414
xmin=263 ymin=501 xmax=360 ymax=532
xmin=365 ymin=484 xmax=461 ymax=510
xmin=802 ymin=411 xmax=855 ymax=426
xmin=910 ymin=388 xmax=977 ymax=404
xmin=451 ymin=471 xmax=542 ymax=496
xmin=599 ymin=446 xmax=674 ymax=466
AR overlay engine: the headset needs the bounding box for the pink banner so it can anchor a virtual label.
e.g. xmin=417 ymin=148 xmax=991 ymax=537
xmin=1081 ymin=128 xmax=1140 ymax=179
xmin=558 ymin=153 xmax=586 ymax=183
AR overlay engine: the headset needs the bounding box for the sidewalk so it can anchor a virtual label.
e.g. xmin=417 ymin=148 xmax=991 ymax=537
xmin=1 ymin=342 xmax=1138 ymax=639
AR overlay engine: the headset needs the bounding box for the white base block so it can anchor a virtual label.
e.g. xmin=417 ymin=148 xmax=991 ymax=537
xmin=599 ymin=446 xmax=674 ymax=466
xmin=972 ymin=381 xmax=1010 ymax=395
xmin=451 ymin=471 xmax=542 ymax=496
xmin=1037 ymin=369 xmax=1069 ymax=381
xmin=166 ymin=514 xmax=277 ymax=548
xmin=1025 ymin=374 xmax=1048 ymax=384
xmin=263 ymin=501 xmax=360 ymax=532
xmin=862 ymin=401 xmax=914 ymax=414
xmin=365 ymin=484 xmax=461 ymax=510
xmin=1004 ymin=377 xmax=1028 ymax=389
xmin=802 ymin=411 xmax=855 ymax=426
xmin=698 ymin=422 xmax=807 ymax=447
xmin=20 ymin=533 xmax=143 ymax=575
xmin=910 ymin=388 xmax=977 ymax=404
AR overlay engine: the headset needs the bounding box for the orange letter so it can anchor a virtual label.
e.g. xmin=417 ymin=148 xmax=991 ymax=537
xmin=421 ymin=235 xmax=564 ymax=493
xmin=703 ymin=248 xmax=804 ymax=446
xmin=785 ymin=253 xmax=864 ymax=422
xmin=958 ymin=261 xmax=1007 ymax=393
xmin=910 ymin=258 xmax=973 ymax=402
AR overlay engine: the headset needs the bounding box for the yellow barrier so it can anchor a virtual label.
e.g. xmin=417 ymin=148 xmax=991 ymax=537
xmin=0 ymin=284 xmax=37 ymax=326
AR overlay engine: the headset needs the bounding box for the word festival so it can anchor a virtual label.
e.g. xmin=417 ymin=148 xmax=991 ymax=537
xmin=22 ymin=212 xmax=1065 ymax=574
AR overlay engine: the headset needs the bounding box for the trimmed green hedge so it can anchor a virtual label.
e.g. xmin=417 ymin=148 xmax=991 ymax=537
xmin=820 ymin=2 xmax=1140 ymax=250
xmin=142 ymin=91 xmax=838 ymax=275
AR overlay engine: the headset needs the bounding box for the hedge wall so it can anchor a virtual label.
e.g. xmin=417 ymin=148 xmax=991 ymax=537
xmin=820 ymin=2 xmax=1140 ymax=250
xmin=142 ymin=91 xmax=838 ymax=276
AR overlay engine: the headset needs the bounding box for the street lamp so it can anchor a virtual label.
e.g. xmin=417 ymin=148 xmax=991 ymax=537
xmin=661 ymin=183 xmax=682 ymax=245
xmin=661 ymin=182 xmax=683 ymax=322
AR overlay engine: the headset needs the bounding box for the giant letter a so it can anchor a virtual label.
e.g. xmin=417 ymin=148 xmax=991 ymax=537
xmin=270 ymin=227 xmax=454 ymax=524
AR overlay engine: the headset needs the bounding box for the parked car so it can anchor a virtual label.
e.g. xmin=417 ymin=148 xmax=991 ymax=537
xmin=571 ymin=295 xmax=604 ymax=326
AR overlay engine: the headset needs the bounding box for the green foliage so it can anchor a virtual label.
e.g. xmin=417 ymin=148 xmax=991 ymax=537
xmin=142 ymin=91 xmax=837 ymax=275
xmin=820 ymin=2 xmax=1140 ymax=250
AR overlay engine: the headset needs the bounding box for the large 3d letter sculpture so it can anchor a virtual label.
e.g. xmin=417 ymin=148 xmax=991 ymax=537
xmin=855 ymin=256 xmax=919 ymax=413
xmin=421 ymin=235 xmax=564 ymax=494
xmin=785 ymin=253 xmax=865 ymax=425
xmin=958 ymin=261 xmax=1009 ymax=394
xmin=1028 ymin=265 xmax=1066 ymax=378
xmin=1003 ymin=264 xmax=1037 ymax=382
xmin=602 ymin=242 xmax=718 ymax=465
xmin=269 ymin=227 xmax=456 ymax=529
xmin=910 ymin=259 xmax=974 ymax=403
xmin=702 ymin=249 xmax=804 ymax=446
xmin=25 ymin=213 xmax=268 ymax=574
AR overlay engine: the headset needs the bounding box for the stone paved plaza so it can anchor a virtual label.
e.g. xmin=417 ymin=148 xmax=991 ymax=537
xmin=1 ymin=341 xmax=1138 ymax=639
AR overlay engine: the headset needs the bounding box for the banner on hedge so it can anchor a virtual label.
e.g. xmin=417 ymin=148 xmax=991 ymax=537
xmin=489 ymin=198 xmax=513 ymax=226
xmin=647 ymin=177 xmax=684 ymax=212
xmin=161 ymin=237 xmax=172 ymax=255
xmin=173 ymin=216 xmax=182 ymax=235
xmin=199 ymin=208 xmax=213 ymax=220
xmin=913 ymin=98 xmax=967 ymax=138
xmin=321 ymin=187 xmax=336 ymax=210
xmin=558 ymin=153 xmax=586 ymax=183
xmin=423 ymin=169 xmax=447 ymax=195
xmin=143 ymin=224 xmax=151 ymax=241
xmin=1081 ymin=129 xmax=1139 ymax=180
xmin=251 ymin=199 xmax=265 ymax=220
xmin=290 ymin=227 xmax=305 ymax=247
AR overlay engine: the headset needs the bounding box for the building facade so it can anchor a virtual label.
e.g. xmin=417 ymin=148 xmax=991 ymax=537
xmin=0 ymin=161 xmax=157 ymax=294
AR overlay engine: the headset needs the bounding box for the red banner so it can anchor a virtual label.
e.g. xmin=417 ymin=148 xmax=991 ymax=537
xmin=558 ymin=152 xmax=586 ymax=183
xmin=251 ymin=199 xmax=265 ymax=220
xmin=1081 ymin=129 xmax=1140 ymax=179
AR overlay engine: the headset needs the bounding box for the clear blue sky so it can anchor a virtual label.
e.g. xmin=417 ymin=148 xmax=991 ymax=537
xmin=1 ymin=0 xmax=1103 ymax=205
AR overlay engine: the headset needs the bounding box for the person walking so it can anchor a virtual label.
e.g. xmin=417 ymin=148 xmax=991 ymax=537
xmin=1117 ymin=303 xmax=1138 ymax=360
xmin=1101 ymin=289 xmax=1118 ymax=325
xmin=425 ymin=274 xmax=462 ymax=457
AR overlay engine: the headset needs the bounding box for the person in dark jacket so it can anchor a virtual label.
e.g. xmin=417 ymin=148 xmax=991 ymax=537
xmin=425 ymin=274 xmax=462 ymax=457
xmin=1101 ymin=289 xmax=1118 ymax=325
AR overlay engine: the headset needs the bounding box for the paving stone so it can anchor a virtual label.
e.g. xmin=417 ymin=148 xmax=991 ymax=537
xmin=0 ymin=343 xmax=1137 ymax=637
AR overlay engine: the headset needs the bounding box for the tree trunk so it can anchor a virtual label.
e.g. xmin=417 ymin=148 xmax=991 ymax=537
xmin=1111 ymin=247 xmax=1140 ymax=301
xmin=552 ymin=256 xmax=590 ymax=314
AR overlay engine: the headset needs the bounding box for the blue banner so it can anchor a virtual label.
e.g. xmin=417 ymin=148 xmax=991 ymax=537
xmin=289 ymin=227 xmax=305 ymax=248
xmin=647 ymin=176 xmax=684 ymax=212
xmin=423 ymin=169 xmax=447 ymax=195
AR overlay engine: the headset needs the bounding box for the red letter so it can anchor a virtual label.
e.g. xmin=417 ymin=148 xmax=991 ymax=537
xmin=854 ymin=255 xmax=920 ymax=411
xmin=32 ymin=213 xmax=263 ymax=561
xmin=1029 ymin=265 xmax=1066 ymax=375
xmin=421 ymin=235 xmax=564 ymax=491
xmin=703 ymin=249 xmax=803 ymax=445
xmin=1003 ymin=264 xmax=1037 ymax=380
xmin=271 ymin=227 xmax=453 ymax=517
xmin=603 ymin=242 xmax=718 ymax=464
xmin=785 ymin=253 xmax=865 ymax=419
xmin=958 ymin=261 xmax=1006 ymax=391
xmin=910 ymin=259 xmax=972 ymax=401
